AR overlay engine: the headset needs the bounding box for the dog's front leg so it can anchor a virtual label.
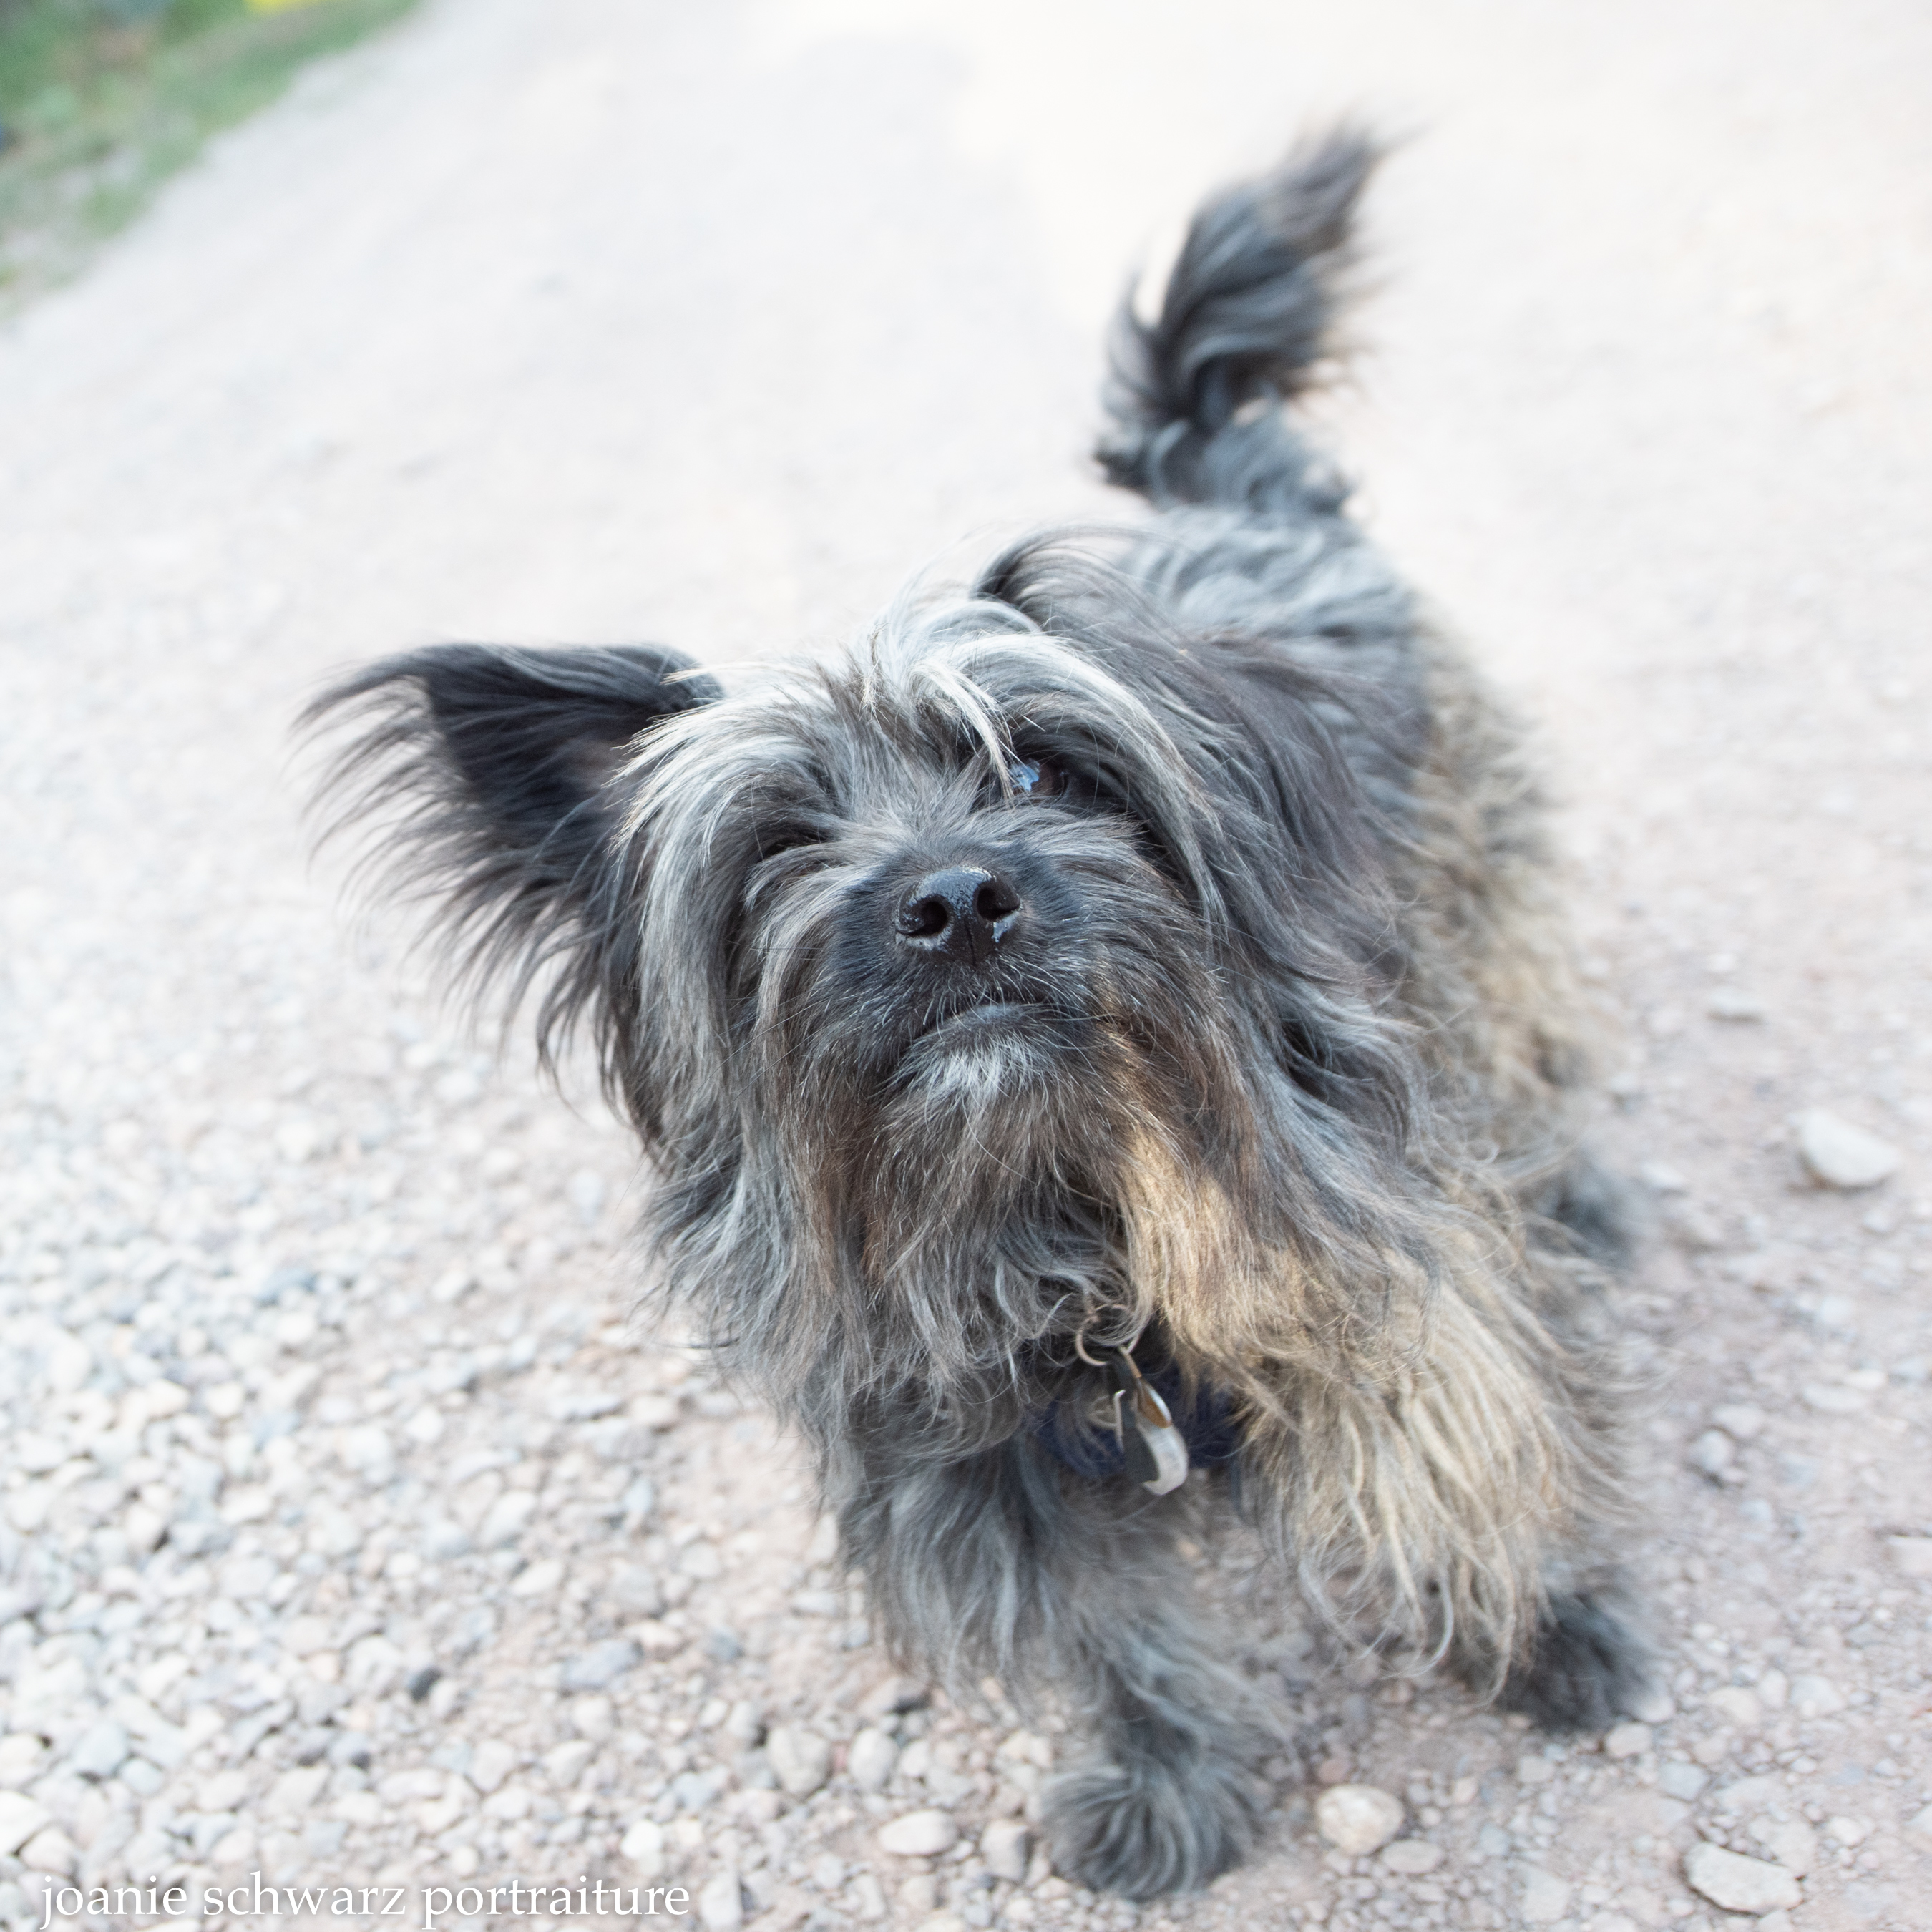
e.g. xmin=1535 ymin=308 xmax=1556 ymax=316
xmin=836 ymin=1434 xmax=1267 ymax=1898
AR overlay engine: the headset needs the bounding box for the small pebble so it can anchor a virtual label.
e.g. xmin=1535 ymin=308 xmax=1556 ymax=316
xmin=0 ymin=1794 xmax=49 ymax=1858
xmin=620 ymin=1818 xmax=668 ymax=1879
xmin=1314 ymin=1784 xmax=1404 ymax=1855
xmin=847 ymin=1727 xmax=899 ymax=1792
xmin=1518 ymin=1865 xmax=1569 ymax=1924
xmin=1380 ymin=1838 xmax=1443 ymax=1874
xmin=696 ymin=1867 xmax=744 ymax=1931
xmin=1885 ymin=1536 xmax=1932 ymax=1579
xmin=1795 ymin=1109 xmax=1901 ymax=1190
xmin=66 ymin=1716 xmax=130 ymax=1779
xmin=1706 ymin=1686 xmax=1761 ymax=1728
xmin=980 ymin=1818 xmax=1030 ymax=1882
xmin=1800 ymin=1382 xmax=1865 ymax=1414
xmin=766 ymin=1725 xmax=834 ymax=1799
xmin=878 ymin=1808 xmax=960 ymax=1857
xmin=19 ymin=1825 xmax=80 ymax=1877
xmin=560 ymin=1638 xmax=642 ymax=1692
xmin=1682 ymin=1842 xmax=1802 ymax=1914
xmin=1787 ymin=1674 xmax=1844 ymax=1716
xmin=510 ymin=1556 xmax=566 ymax=1598
xmin=1748 ymin=1817 xmax=1816 ymax=1875
xmin=1712 ymin=1402 xmax=1766 ymax=1441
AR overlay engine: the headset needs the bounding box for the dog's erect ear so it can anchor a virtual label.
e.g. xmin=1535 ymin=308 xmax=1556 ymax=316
xmin=301 ymin=643 xmax=718 ymax=1079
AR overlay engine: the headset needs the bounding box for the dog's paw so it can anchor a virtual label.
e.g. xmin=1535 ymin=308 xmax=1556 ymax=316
xmin=1502 ymin=1589 xmax=1653 ymax=1732
xmin=1042 ymin=1748 xmax=1259 ymax=1898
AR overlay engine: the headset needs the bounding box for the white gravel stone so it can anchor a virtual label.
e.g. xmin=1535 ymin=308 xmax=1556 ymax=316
xmin=1604 ymin=1722 xmax=1652 ymax=1759
xmin=1748 ymin=1817 xmax=1816 ymax=1875
xmin=980 ymin=1818 xmax=1030 ymax=1882
xmin=0 ymin=1792 xmax=50 ymax=1857
xmin=847 ymin=1727 xmax=899 ymax=1792
xmin=19 ymin=1825 xmax=79 ymax=1876
xmin=1707 ymin=1687 xmax=1762 ymax=1728
xmin=66 ymin=1715 xmax=130 ymax=1778
xmin=1886 ymin=1536 xmax=1932 ymax=1579
xmin=629 ymin=1394 xmax=682 ymax=1430
xmin=611 ymin=1563 xmax=666 ymax=1616
xmin=879 ymin=1808 xmax=960 ymax=1857
xmin=1683 ymin=1841 xmax=1802 ymax=1913
xmin=1689 ymin=1430 xmax=1735 ymax=1478
xmin=723 ymin=1700 xmax=766 ymax=1746
xmin=620 ymin=1819 xmax=668 ymax=1880
xmin=543 ymin=1739 xmax=595 ymax=1785
xmin=1787 ymin=1674 xmax=1845 ymax=1716
xmin=306 ymin=1506 xmax=363 ymax=1558
xmin=1518 ymin=1866 xmax=1569 ymax=1923
xmin=1381 ymin=1838 xmax=1443 ymax=1874
xmin=1624 ymin=1685 xmax=1676 ymax=1725
xmin=766 ymin=1724 xmax=834 ymax=1799
xmin=1795 ymin=1110 xmax=1902 ymax=1189
xmin=1800 ymin=1382 xmax=1865 ymax=1414
xmin=46 ymin=1335 xmax=92 ymax=1395
xmin=467 ymin=1741 xmax=519 ymax=1795
xmin=560 ymin=1639 xmax=641 ymax=1692
xmin=510 ymin=1556 xmax=566 ymax=1598
xmin=1825 ymin=1815 xmax=1870 ymax=1847
xmin=268 ymin=1766 xmax=329 ymax=1815
xmin=1315 ymin=1784 xmax=1404 ymax=1855
xmin=697 ymin=1868 xmax=744 ymax=1931
xmin=572 ymin=1693 xmax=615 ymax=1741
xmin=0 ymin=1737 xmax=46 ymax=1789
xmin=1713 ymin=1402 xmax=1767 ymax=1441
xmin=479 ymin=1489 xmax=538 ymax=1546
xmin=680 ymin=1541 xmax=724 ymax=1581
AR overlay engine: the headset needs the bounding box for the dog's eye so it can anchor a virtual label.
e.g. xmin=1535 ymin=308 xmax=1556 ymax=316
xmin=1008 ymin=757 xmax=1068 ymax=800
xmin=755 ymin=826 xmax=824 ymax=861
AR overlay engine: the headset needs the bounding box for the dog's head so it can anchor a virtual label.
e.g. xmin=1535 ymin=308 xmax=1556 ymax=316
xmin=306 ymin=535 xmax=1430 ymax=1431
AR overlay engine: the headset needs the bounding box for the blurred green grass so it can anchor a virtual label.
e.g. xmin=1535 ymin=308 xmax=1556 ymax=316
xmin=0 ymin=0 xmax=417 ymax=307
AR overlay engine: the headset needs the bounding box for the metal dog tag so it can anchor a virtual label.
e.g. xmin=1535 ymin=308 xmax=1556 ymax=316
xmin=1109 ymin=1351 xmax=1190 ymax=1496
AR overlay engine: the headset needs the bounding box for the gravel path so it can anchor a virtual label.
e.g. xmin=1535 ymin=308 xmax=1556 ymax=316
xmin=2 ymin=3 xmax=1929 ymax=1930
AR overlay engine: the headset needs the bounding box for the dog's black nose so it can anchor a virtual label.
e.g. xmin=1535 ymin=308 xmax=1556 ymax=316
xmin=894 ymin=866 xmax=1022 ymax=965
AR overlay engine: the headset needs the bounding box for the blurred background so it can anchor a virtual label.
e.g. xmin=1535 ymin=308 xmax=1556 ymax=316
xmin=0 ymin=4 xmax=1928 ymax=1930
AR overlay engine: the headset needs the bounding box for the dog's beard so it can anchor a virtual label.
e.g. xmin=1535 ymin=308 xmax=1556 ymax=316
xmin=641 ymin=831 xmax=1444 ymax=1463
xmin=757 ymin=950 xmax=1249 ymax=1442
xmin=761 ymin=914 xmax=1259 ymax=1433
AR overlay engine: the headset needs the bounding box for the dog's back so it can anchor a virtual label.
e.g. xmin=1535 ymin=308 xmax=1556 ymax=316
xmin=1092 ymin=135 xmax=1614 ymax=1246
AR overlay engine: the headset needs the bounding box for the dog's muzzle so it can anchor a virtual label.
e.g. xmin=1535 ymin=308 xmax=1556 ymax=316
xmin=894 ymin=864 xmax=1023 ymax=969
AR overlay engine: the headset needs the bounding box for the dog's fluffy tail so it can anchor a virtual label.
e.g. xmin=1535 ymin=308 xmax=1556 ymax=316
xmin=1098 ymin=128 xmax=1380 ymax=509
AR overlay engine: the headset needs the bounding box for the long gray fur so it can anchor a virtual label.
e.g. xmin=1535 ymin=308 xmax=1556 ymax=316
xmin=303 ymin=130 xmax=1651 ymax=1898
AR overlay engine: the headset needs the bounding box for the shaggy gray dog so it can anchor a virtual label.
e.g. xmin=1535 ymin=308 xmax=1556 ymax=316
xmin=308 ymin=132 xmax=1651 ymax=1897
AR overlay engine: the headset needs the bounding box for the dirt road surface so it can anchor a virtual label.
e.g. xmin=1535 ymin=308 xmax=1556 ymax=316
xmin=2 ymin=3 xmax=1928 ymax=1930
